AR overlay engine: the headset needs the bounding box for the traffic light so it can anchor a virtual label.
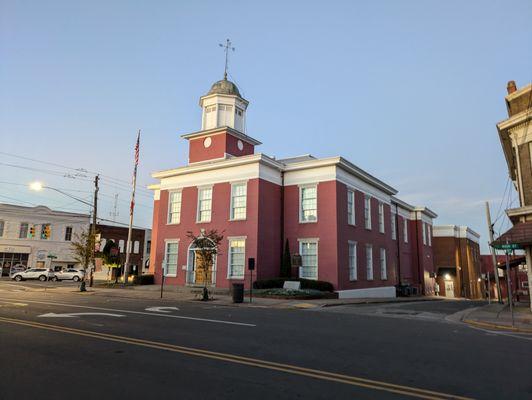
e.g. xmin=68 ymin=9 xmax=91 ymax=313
xmin=29 ymin=225 xmax=35 ymax=238
xmin=41 ymin=224 xmax=51 ymax=239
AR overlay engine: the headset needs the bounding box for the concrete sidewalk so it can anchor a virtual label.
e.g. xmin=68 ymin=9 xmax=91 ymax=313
xmin=44 ymin=282 xmax=443 ymax=309
xmin=462 ymin=303 xmax=532 ymax=333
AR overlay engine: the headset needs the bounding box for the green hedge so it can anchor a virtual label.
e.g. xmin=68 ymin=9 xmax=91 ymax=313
xmin=253 ymin=278 xmax=334 ymax=292
xmin=133 ymin=274 xmax=154 ymax=285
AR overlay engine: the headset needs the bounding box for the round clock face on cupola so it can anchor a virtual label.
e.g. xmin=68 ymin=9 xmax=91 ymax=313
xmin=237 ymin=140 xmax=244 ymax=151
xmin=203 ymin=137 xmax=212 ymax=148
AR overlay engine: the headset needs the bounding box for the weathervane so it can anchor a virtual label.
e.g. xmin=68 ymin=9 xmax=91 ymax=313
xmin=219 ymin=39 xmax=235 ymax=80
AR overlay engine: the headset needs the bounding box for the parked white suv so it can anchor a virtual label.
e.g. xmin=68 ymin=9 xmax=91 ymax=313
xmin=52 ymin=268 xmax=85 ymax=282
xmin=12 ymin=268 xmax=55 ymax=282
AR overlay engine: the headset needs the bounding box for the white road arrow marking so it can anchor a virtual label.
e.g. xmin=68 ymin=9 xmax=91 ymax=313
xmin=38 ymin=312 xmax=124 ymax=318
xmin=145 ymin=306 xmax=180 ymax=313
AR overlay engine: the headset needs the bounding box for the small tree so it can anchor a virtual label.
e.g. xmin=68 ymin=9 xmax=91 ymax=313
xmin=70 ymin=229 xmax=96 ymax=292
xmin=187 ymin=229 xmax=224 ymax=301
xmin=281 ymin=239 xmax=292 ymax=278
xmin=100 ymin=239 xmax=121 ymax=283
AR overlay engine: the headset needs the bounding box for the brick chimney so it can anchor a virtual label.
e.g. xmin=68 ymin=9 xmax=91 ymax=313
xmin=507 ymin=80 xmax=517 ymax=95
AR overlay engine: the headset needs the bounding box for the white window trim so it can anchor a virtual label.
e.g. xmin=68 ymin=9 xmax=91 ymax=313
xmin=378 ymin=202 xmax=385 ymax=234
xmin=229 ymin=181 xmax=247 ymax=221
xmin=167 ymin=190 xmax=182 ymax=225
xmin=422 ymin=222 xmax=427 ymax=245
xmin=163 ymin=239 xmax=180 ymax=277
xmin=227 ymin=237 xmax=246 ymax=279
xmin=196 ymin=186 xmax=213 ymax=223
xmin=298 ymin=238 xmax=319 ymax=280
xmin=428 ymin=225 xmax=432 ymax=246
xmin=347 ymin=189 xmax=355 ymax=226
xmin=299 ymin=184 xmax=318 ymax=224
xmin=403 ymin=219 xmax=409 ymax=244
xmin=348 ymin=240 xmax=357 ymax=281
xmin=366 ymin=244 xmax=373 ymax=281
xmin=380 ymin=248 xmax=387 ymax=280
xmin=364 ymin=195 xmax=372 ymax=230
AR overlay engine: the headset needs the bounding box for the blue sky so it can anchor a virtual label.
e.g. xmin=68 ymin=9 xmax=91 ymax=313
xmin=1 ymin=0 xmax=531 ymax=252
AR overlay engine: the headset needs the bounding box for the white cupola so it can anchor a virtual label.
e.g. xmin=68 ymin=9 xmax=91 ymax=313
xmin=199 ymin=76 xmax=248 ymax=133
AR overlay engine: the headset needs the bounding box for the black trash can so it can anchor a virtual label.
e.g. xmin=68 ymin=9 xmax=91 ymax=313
xmin=232 ymin=283 xmax=244 ymax=303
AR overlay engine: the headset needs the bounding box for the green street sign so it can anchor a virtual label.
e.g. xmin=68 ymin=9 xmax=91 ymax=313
xmin=492 ymin=243 xmax=522 ymax=251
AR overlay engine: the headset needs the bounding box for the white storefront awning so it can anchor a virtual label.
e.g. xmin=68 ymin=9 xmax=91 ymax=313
xmin=0 ymin=245 xmax=32 ymax=254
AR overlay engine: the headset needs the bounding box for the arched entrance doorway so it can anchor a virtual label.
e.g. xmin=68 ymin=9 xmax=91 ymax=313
xmin=186 ymin=239 xmax=217 ymax=286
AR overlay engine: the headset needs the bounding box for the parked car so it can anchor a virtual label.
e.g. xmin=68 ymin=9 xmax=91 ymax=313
xmin=52 ymin=268 xmax=85 ymax=282
xmin=12 ymin=268 xmax=55 ymax=282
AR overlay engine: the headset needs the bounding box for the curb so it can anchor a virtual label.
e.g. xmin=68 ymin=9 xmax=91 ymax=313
xmin=319 ymin=297 xmax=444 ymax=308
xmin=462 ymin=318 xmax=532 ymax=334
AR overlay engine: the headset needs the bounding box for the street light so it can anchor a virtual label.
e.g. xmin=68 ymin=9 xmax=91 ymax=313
xmin=29 ymin=180 xmax=98 ymax=291
xmin=29 ymin=181 xmax=94 ymax=207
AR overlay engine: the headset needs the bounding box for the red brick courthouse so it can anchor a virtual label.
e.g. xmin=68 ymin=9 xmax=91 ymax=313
xmin=149 ymin=77 xmax=438 ymax=298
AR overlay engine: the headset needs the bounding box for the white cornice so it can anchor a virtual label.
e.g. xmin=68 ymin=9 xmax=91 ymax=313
xmin=180 ymin=126 xmax=262 ymax=146
xmin=433 ymin=225 xmax=480 ymax=243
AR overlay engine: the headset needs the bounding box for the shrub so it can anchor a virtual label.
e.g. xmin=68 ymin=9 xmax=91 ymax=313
xmin=253 ymin=278 xmax=334 ymax=292
xmin=133 ymin=274 xmax=154 ymax=285
xmin=253 ymin=278 xmax=285 ymax=289
xmin=299 ymin=279 xmax=334 ymax=292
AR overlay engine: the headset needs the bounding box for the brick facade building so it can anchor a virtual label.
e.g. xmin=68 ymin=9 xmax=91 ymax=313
xmin=149 ymin=76 xmax=438 ymax=298
xmin=433 ymin=225 xmax=482 ymax=299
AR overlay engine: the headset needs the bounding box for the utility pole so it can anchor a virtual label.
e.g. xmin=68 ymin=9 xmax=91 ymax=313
xmin=485 ymin=201 xmax=502 ymax=303
xmin=90 ymin=175 xmax=99 ymax=287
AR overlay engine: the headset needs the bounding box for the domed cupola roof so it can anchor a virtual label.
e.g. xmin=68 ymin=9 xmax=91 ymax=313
xmin=207 ymin=77 xmax=241 ymax=97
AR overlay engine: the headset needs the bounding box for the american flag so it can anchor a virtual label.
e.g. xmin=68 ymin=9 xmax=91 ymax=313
xmin=134 ymin=130 xmax=140 ymax=167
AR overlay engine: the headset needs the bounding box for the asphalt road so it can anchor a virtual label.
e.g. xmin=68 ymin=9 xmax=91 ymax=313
xmin=0 ymin=280 xmax=530 ymax=400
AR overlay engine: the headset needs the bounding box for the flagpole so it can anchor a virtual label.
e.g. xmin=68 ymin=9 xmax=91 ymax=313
xmin=123 ymin=129 xmax=140 ymax=286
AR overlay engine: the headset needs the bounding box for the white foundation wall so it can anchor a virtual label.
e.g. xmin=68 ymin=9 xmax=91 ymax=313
xmin=336 ymin=286 xmax=396 ymax=299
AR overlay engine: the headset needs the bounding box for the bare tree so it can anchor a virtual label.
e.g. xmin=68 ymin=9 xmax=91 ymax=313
xmin=70 ymin=229 xmax=97 ymax=292
xmin=187 ymin=229 xmax=224 ymax=301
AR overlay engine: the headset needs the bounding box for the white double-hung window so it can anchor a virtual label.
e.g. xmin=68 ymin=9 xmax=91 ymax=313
xmin=378 ymin=202 xmax=385 ymax=233
xmin=422 ymin=222 xmax=427 ymax=245
xmin=366 ymin=244 xmax=373 ymax=280
xmin=164 ymin=241 xmax=179 ymax=277
xmin=347 ymin=190 xmax=355 ymax=225
xmin=428 ymin=225 xmax=432 ymax=246
xmin=300 ymin=185 xmax=317 ymax=223
xmin=231 ymin=182 xmax=247 ymax=220
xmin=380 ymin=248 xmax=387 ymax=280
xmin=348 ymin=241 xmax=357 ymax=281
xmin=168 ymin=191 xmax=182 ymax=224
xmin=197 ymin=187 xmax=213 ymax=222
xmin=391 ymin=213 xmax=397 ymax=240
xmin=364 ymin=195 xmax=372 ymax=229
xmin=403 ymin=219 xmax=409 ymax=243
xmin=228 ymin=238 xmax=245 ymax=279
xmin=299 ymin=240 xmax=318 ymax=279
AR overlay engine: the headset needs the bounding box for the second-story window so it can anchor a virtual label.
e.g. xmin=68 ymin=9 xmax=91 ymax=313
xmin=65 ymin=226 xmax=73 ymax=241
xmin=364 ymin=195 xmax=372 ymax=230
xmin=422 ymin=222 xmax=427 ymax=245
xmin=378 ymin=202 xmax=385 ymax=233
xmin=300 ymin=185 xmax=317 ymax=223
xmin=197 ymin=187 xmax=213 ymax=222
xmin=428 ymin=225 xmax=432 ymax=246
xmin=391 ymin=213 xmax=397 ymax=240
xmin=19 ymin=223 xmax=29 ymax=239
xmin=231 ymin=182 xmax=247 ymax=220
xmin=403 ymin=219 xmax=409 ymax=243
xmin=0 ymin=220 xmax=4 ymax=237
xmin=168 ymin=191 xmax=182 ymax=224
xmin=347 ymin=190 xmax=355 ymax=225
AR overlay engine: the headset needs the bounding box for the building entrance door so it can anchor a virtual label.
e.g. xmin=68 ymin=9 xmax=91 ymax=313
xmin=194 ymin=252 xmax=212 ymax=286
xmin=445 ymin=280 xmax=455 ymax=298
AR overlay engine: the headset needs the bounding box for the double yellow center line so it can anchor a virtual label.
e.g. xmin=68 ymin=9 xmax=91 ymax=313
xmin=0 ymin=316 xmax=472 ymax=400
